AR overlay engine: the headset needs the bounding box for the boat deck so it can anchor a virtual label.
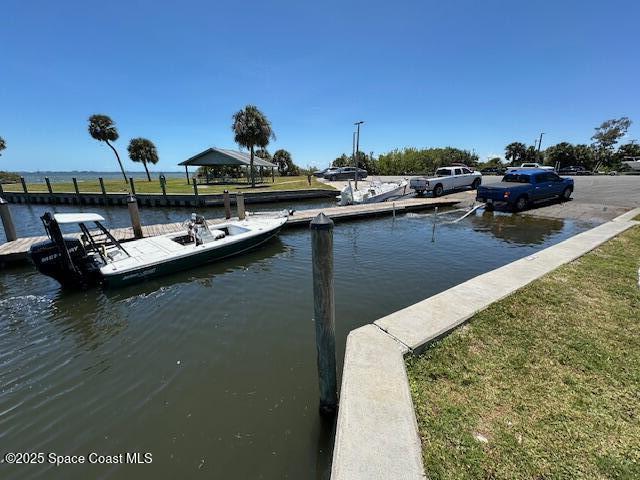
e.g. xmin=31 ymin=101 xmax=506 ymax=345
xmin=0 ymin=196 xmax=464 ymax=265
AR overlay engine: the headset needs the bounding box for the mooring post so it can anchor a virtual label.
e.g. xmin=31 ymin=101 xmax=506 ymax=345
xmin=159 ymin=175 xmax=167 ymax=205
xmin=99 ymin=177 xmax=107 ymax=204
xmin=310 ymin=213 xmax=338 ymax=416
xmin=127 ymin=195 xmax=143 ymax=239
xmin=0 ymin=182 xmax=4 ymax=196
xmin=431 ymin=206 xmax=438 ymax=242
xmin=0 ymin=197 xmax=17 ymax=242
xmin=72 ymin=177 xmax=81 ymax=204
xmin=45 ymin=177 xmax=53 ymax=195
xmin=20 ymin=177 xmax=28 ymax=194
xmin=223 ymin=190 xmax=231 ymax=219
xmin=236 ymin=192 xmax=246 ymax=220
xmin=393 ymin=202 xmax=396 ymax=219
xmin=192 ymin=178 xmax=199 ymax=207
xmin=129 ymin=177 xmax=136 ymax=196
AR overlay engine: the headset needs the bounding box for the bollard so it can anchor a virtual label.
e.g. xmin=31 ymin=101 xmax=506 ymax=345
xmin=310 ymin=213 xmax=338 ymax=416
xmin=72 ymin=177 xmax=81 ymax=204
xmin=392 ymin=202 xmax=396 ymax=219
xmin=0 ymin=197 xmax=17 ymax=242
xmin=20 ymin=177 xmax=28 ymax=194
xmin=127 ymin=195 xmax=143 ymax=239
xmin=129 ymin=177 xmax=136 ymax=196
xmin=45 ymin=177 xmax=53 ymax=194
xmin=99 ymin=177 xmax=107 ymax=200
xmin=192 ymin=178 xmax=199 ymax=207
xmin=223 ymin=190 xmax=231 ymax=219
xmin=431 ymin=206 xmax=438 ymax=242
xmin=236 ymin=192 xmax=246 ymax=220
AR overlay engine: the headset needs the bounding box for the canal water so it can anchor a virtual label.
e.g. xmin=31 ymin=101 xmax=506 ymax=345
xmin=0 ymin=201 xmax=595 ymax=479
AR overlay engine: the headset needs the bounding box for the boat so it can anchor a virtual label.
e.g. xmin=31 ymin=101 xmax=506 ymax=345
xmin=29 ymin=212 xmax=288 ymax=289
xmin=337 ymin=179 xmax=408 ymax=206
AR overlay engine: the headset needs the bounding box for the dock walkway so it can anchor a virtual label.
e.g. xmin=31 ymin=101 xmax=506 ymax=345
xmin=0 ymin=197 xmax=461 ymax=265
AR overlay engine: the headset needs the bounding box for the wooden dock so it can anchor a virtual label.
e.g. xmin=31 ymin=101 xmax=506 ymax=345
xmin=0 ymin=197 xmax=460 ymax=265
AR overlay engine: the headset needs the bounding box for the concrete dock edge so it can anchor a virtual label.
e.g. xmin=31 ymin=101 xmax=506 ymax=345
xmin=331 ymin=210 xmax=639 ymax=480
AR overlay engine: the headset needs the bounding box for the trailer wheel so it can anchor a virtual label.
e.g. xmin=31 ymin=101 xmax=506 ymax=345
xmin=485 ymin=203 xmax=495 ymax=212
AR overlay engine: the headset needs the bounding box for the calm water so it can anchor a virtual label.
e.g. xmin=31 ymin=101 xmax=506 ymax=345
xmin=0 ymin=203 xmax=594 ymax=479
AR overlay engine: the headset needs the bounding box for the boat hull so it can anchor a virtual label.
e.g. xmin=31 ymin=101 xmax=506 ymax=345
xmin=102 ymin=226 xmax=283 ymax=289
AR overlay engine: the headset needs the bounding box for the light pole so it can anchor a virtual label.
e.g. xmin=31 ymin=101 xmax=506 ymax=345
xmin=354 ymin=121 xmax=364 ymax=189
xmin=537 ymin=132 xmax=545 ymax=153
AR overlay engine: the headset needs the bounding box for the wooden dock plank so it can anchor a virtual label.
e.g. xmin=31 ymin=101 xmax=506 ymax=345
xmin=0 ymin=196 xmax=462 ymax=265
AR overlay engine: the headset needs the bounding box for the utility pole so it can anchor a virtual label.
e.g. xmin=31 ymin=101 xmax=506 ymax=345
xmin=354 ymin=121 xmax=364 ymax=189
xmin=351 ymin=131 xmax=356 ymax=187
xmin=537 ymin=132 xmax=545 ymax=153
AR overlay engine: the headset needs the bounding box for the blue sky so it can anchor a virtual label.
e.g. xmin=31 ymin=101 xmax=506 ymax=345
xmin=1 ymin=0 xmax=639 ymax=172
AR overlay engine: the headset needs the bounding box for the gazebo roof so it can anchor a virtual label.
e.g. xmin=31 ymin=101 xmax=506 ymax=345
xmin=179 ymin=148 xmax=274 ymax=168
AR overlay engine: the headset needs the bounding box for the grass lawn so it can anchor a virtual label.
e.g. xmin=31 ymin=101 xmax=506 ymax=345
xmin=1 ymin=176 xmax=333 ymax=194
xmin=406 ymin=226 xmax=640 ymax=479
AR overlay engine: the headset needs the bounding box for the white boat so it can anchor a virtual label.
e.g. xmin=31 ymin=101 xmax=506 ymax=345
xmin=29 ymin=212 xmax=288 ymax=289
xmin=337 ymin=179 xmax=408 ymax=206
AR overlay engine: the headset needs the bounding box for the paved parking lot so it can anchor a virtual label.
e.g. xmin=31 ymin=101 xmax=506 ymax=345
xmin=321 ymin=174 xmax=640 ymax=223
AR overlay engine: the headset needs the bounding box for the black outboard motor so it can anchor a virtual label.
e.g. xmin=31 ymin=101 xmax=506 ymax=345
xmin=29 ymin=213 xmax=102 ymax=289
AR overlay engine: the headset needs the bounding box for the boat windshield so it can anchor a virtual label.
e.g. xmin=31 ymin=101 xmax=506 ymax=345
xmin=502 ymin=174 xmax=531 ymax=184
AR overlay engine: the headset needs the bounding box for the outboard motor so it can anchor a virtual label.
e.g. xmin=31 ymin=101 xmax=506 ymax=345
xmin=29 ymin=213 xmax=102 ymax=289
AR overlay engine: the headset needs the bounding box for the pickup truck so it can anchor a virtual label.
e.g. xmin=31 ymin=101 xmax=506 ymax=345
xmin=410 ymin=166 xmax=482 ymax=196
xmin=506 ymin=163 xmax=555 ymax=172
xmin=476 ymin=169 xmax=574 ymax=211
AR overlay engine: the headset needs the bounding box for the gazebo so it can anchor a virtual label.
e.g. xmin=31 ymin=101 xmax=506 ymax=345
xmin=179 ymin=147 xmax=275 ymax=184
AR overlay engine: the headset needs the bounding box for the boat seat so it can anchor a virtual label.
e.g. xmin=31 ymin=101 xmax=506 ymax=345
xmin=210 ymin=229 xmax=226 ymax=240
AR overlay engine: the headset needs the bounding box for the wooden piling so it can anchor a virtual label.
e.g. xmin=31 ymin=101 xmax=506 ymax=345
xmin=310 ymin=213 xmax=338 ymax=416
xmin=127 ymin=195 xmax=143 ymax=239
xmin=192 ymin=178 xmax=199 ymax=206
xmin=99 ymin=177 xmax=107 ymax=204
xmin=431 ymin=206 xmax=438 ymax=242
xmin=72 ymin=177 xmax=81 ymax=204
xmin=129 ymin=177 xmax=136 ymax=196
xmin=0 ymin=197 xmax=17 ymax=242
xmin=45 ymin=177 xmax=53 ymax=195
xmin=236 ymin=192 xmax=246 ymax=220
xmin=223 ymin=190 xmax=231 ymax=219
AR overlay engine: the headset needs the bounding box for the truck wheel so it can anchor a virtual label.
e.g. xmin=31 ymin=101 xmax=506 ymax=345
xmin=561 ymin=187 xmax=573 ymax=201
xmin=513 ymin=196 xmax=528 ymax=212
xmin=433 ymin=184 xmax=444 ymax=197
xmin=471 ymin=178 xmax=481 ymax=189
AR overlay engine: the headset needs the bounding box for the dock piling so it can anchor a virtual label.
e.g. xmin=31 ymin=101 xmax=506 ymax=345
xmin=99 ymin=177 xmax=107 ymax=203
xmin=0 ymin=197 xmax=17 ymax=242
xmin=127 ymin=195 xmax=143 ymax=239
xmin=72 ymin=177 xmax=81 ymax=204
xmin=393 ymin=202 xmax=396 ymax=219
xmin=431 ymin=206 xmax=438 ymax=242
xmin=223 ymin=190 xmax=231 ymax=219
xmin=310 ymin=213 xmax=338 ymax=416
xmin=129 ymin=177 xmax=136 ymax=196
xmin=45 ymin=177 xmax=53 ymax=195
xmin=236 ymin=192 xmax=246 ymax=220
xmin=192 ymin=178 xmax=199 ymax=207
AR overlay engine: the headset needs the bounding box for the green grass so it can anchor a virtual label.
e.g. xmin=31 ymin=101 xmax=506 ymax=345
xmin=406 ymin=226 xmax=640 ymax=479
xmin=0 ymin=175 xmax=333 ymax=194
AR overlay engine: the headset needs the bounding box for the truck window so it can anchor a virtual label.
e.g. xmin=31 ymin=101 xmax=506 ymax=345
xmin=435 ymin=168 xmax=450 ymax=177
xmin=462 ymin=168 xmax=472 ymax=174
xmin=502 ymin=173 xmax=530 ymax=183
xmin=454 ymin=168 xmax=463 ymax=175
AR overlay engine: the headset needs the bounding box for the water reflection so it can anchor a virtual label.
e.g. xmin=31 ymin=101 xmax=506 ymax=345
xmin=468 ymin=210 xmax=565 ymax=245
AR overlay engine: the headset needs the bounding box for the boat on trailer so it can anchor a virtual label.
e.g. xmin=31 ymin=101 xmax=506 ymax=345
xmin=337 ymin=179 xmax=408 ymax=206
xmin=29 ymin=212 xmax=288 ymax=289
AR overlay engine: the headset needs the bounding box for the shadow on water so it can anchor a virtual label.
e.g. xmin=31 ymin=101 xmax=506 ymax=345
xmin=468 ymin=210 xmax=565 ymax=245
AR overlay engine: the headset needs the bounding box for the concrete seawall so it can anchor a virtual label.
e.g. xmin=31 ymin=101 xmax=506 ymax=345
xmin=331 ymin=207 xmax=640 ymax=480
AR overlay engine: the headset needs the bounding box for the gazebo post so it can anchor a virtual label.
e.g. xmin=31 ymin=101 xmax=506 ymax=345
xmin=272 ymin=166 xmax=275 ymax=183
xmin=185 ymin=165 xmax=190 ymax=185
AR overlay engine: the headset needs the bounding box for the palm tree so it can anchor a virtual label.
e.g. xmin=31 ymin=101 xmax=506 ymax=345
xmin=273 ymin=149 xmax=293 ymax=176
xmin=231 ymin=105 xmax=275 ymax=187
xmin=504 ymin=142 xmax=527 ymax=166
xmin=0 ymin=136 xmax=6 ymax=156
xmin=127 ymin=138 xmax=159 ymax=181
xmin=88 ymin=114 xmax=127 ymax=182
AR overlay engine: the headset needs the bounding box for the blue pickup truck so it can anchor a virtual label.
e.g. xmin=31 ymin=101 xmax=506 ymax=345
xmin=476 ymin=169 xmax=574 ymax=212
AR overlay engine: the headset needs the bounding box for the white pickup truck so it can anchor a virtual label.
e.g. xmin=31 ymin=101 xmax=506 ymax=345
xmin=506 ymin=163 xmax=555 ymax=172
xmin=409 ymin=166 xmax=482 ymax=197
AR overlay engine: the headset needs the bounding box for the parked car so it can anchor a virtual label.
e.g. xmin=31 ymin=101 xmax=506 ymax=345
xmin=314 ymin=167 xmax=333 ymax=178
xmin=506 ymin=163 xmax=555 ymax=172
xmin=410 ymin=166 xmax=482 ymax=196
xmin=480 ymin=166 xmax=507 ymax=175
xmin=558 ymin=165 xmax=592 ymax=176
xmin=324 ymin=167 xmax=368 ymax=181
xmin=476 ymin=169 xmax=574 ymax=212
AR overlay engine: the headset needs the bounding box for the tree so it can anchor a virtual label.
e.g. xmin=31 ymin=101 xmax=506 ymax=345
xmin=127 ymin=138 xmax=159 ymax=181
xmin=88 ymin=114 xmax=127 ymax=182
xmin=591 ymin=117 xmax=632 ymax=168
xmin=231 ymin=105 xmax=275 ymax=187
xmin=273 ymin=149 xmax=299 ymax=176
xmin=615 ymin=142 xmax=640 ymax=170
xmin=332 ymin=154 xmax=350 ymax=167
xmin=573 ymin=144 xmax=595 ymax=170
xmin=0 ymin=136 xmax=5 ymax=156
xmin=254 ymin=148 xmax=271 ymax=161
xmin=504 ymin=142 xmax=527 ymax=166
xmin=544 ymin=142 xmax=576 ymax=168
